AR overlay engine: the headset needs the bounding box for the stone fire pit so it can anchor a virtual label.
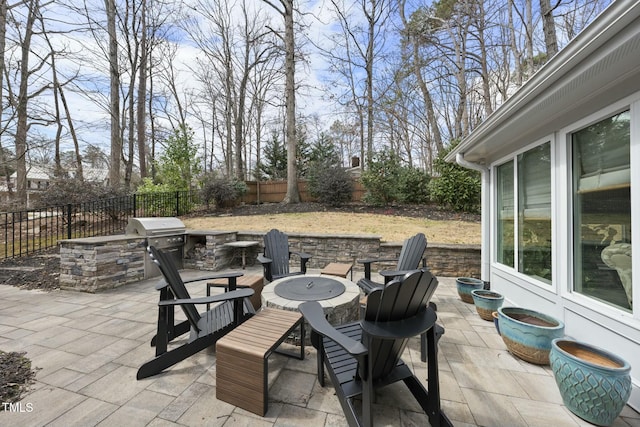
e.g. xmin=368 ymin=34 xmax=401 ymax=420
xmin=262 ymin=274 xmax=361 ymax=326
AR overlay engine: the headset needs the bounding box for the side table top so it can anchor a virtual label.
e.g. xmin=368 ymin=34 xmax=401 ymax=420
xmin=224 ymin=240 xmax=259 ymax=248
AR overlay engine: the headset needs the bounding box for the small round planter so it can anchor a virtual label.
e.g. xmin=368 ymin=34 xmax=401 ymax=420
xmin=471 ymin=289 xmax=504 ymax=321
xmin=492 ymin=311 xmax=500 ymax=335
xmin=498 ymin=307 xmax=564 ymax=365
xmin=456 ymin=277 xmax=484 ymax=303
xmin=550 ymin=339 xmax=631 ymax=426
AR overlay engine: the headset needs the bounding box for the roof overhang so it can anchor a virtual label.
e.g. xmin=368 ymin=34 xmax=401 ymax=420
xmin=446 ymin=1 xmax=640 ymax=165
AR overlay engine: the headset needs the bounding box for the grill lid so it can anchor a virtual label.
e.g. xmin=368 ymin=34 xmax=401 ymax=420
xmin=126 ymin=217 xmax=186 ymax=237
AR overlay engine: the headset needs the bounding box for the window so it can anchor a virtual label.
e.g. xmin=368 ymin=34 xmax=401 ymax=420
xmin=572 ymin=110 xmax=631 ymax=311
xmin=496 ymin=161 xmax=514 ymax=267
xmin=518 ymin=144 xmax=552 ymax=282
xmin=496 ymin=142 xmax=552 ymax=283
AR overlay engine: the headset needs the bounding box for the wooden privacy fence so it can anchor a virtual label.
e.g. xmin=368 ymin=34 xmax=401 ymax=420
xmin=240 ymin=180 xmax=365 ymax=204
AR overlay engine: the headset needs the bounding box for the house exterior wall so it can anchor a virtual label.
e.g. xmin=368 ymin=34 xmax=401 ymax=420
xmin=448 ymin=2 xmax=640 ymax=411
xmin=485 ymin=86 xmax=640 ymax=412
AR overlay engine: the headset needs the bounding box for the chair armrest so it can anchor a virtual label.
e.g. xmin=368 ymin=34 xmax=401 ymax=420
xmin=257 ymin=254 xmax=272 ymax=265
xmin=361 ymin=307 xmax=437 ymax=339
xmin=356 ymin=278 xmax=383 ymax=294
xmin=290 ymin=251 xmax=312 ymax=261
xmin=299 ymin=301 xmax=367 ymax=357
xmin=379 ymin=269 xmax=420 ymax=284
xmin=290 ymin=251 xmax=312 ymax=273
xmin=183 ymin=271 xmax=243 ymax=284
xmin=357 ymin=257 xmax=399 ymax=280
xmin=357 ymin=257 xmax=398 ymax=264
xmin=159 ymin=288 xmax=254 ymax=306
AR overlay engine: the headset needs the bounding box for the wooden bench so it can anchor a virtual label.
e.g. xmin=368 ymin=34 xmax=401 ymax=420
xmin=320 ymin=262 xmax=353 ymax=280
xmin=216 ymin=308 xmax=305 ymax=416
xmin=207 ymin=274 xmax=263 ymax=311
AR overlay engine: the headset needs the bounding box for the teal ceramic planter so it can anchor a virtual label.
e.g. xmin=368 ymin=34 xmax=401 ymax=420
xmin=498 ymin=307 xmax=564 ymax=365
xmin=492 ymin=311 xmax=500 ymax=335
xmin=471 ymin=289 xmax=504 ymax=321
xmin=550 ymin=339 xmax=631 ymax=426
xmin=456 ymin=277 xmax=484 ymax=303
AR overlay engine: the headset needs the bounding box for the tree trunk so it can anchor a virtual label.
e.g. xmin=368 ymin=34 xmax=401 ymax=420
xmin=476 ymin=1 xmax=493 ymax=118
xmin=365 ymin=0 xmax=375 ymax=165
xmin=508 ymin=0 xmax=522 ymax=86
xmin=137 ymin=0 xmax=148 ymax=179
xmin=282 ymin=0 xmax=299 ymax=203
xmin=540 ymin=0 xmax=558 ymax=58
xmin=14 ymin=0 xmax=38 ymax=206
xmin=106 ymin=0 xmax=121 ymax=188
xmin=0 ymin=0 xmax=11 ymax=191
xmin=399 ymin=0 xmax=443 ymax=155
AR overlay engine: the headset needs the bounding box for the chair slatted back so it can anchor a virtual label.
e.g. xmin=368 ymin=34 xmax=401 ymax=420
xmin=396 ymin=233 xmax=427 ymax=271
xmin=149 ymin=246 xmax=202 ymax=331
xmin=263 ymin=229 xmax=291 ymax=278
xmin=363 ymin=269 xmax=438 ymax=380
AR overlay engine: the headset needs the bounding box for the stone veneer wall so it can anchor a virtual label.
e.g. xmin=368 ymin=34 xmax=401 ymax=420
xmin=60 ymin=231 xmax=481 ymax=292
xmin=183 ymin=231 xmax=238 ymax=270
xmin=214 ymin=231 xmax=481 ymax=278
xmin=59 ymin=236 xmax=146 ymax=292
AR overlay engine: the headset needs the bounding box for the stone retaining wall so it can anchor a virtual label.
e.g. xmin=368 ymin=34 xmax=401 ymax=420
xmin=60 ymin=231 xmax=481 ymax=292
xmin=186 ymin=231 xmax=481 ymax=278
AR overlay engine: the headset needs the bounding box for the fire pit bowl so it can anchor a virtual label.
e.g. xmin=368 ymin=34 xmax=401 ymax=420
xmin=274 ymin=276 xmax=346 ymax=301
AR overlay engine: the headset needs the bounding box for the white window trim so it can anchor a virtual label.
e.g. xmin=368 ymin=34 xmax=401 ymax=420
xmin=558 ymin=92 xmax=639 ymax=321
xmin=491 ymin=135 xmax=556 ymax=295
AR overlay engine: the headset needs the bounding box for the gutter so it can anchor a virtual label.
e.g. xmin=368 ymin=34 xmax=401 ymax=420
xmin=456 ymin=153 xmax=488 ymax=172
xmin=456 ymin=152 xmax=491 ymax=282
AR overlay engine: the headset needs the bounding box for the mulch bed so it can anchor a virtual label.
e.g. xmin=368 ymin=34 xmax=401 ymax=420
xmin=0 ymin=351 xmax=37 ymax=409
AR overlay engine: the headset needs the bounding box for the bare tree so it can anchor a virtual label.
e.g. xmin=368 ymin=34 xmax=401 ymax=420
xmin=540 ymin=0 xmax=559 ymax=58
xmin=105 ymin=0 xmax=121 ymax=187
xmin=263 ymin=0 xmax=299 ymax=203
xmin=327 ymin=0 xmax=394 ymax=166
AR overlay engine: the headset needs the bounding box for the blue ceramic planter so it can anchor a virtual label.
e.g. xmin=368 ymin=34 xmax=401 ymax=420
xmin=492 ymin=311 xmax=500 ymax=335
xmin=550 ymin=339 xmax=631 ymax=426
xmin=498 ymin=307 xmax=564 ymax=365
xmin=471 ymin=289 xmax=504 ymax=321
xmin=456 ymin=277 xmax=484 ymax=303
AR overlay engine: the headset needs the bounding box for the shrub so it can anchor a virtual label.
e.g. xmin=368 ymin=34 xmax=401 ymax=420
xmin=429 ymin=143 xmax=481 ymax=213
xmin=307 ymin=161 xmax=353 ymax=206
xmin=397 ymin=167 xmax=431 ymax=204
xmin=135 ymin=177 xmax=186 ymax=215
xmin=360 ymin=148 xmax=402 ymax=206
xmin=37 ymin=178 xmax=129 ymax=207
xmin=199 ymin=173 xmax=248 ymax=209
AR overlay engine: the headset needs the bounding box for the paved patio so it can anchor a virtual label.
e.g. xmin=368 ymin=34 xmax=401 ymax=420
xmin=0 ymin=266 xmax=638 ymax=427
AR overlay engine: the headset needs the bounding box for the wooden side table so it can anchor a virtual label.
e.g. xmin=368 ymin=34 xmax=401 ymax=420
xmin=208 ymin=274 xmax=264 ymax=311
xmin=320 ymin=262 xmax=353 ymax=280
xmin=216 ymin=308 xmax=304 ymax=416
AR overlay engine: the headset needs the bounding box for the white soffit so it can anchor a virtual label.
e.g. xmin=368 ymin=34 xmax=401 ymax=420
xmin=448 ymin=1 xmax=640 ymax=165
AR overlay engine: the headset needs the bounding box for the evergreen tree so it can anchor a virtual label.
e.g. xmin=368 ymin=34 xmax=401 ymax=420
xmin=156 ymin=125 xmax=201 ymax=190
xmin=309 ymin=132 xmax=340 ymax=167
xmin=257 ymin=131 xmax=287 ymax=180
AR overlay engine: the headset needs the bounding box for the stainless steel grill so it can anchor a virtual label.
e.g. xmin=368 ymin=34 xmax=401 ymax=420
xmin=126 ymin=217 xmax=186 ymax=278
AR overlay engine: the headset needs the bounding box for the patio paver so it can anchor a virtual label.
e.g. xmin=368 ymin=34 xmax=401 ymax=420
xmin=0 ymin=268 xmax=638 ymax=427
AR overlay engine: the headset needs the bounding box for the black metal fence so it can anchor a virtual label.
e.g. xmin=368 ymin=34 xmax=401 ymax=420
xmin=0 ymin=191 xmax=200 ymax=259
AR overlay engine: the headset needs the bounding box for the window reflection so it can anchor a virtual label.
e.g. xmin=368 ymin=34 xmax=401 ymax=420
xmin=572 ymin=111 xmax=632 ymax=311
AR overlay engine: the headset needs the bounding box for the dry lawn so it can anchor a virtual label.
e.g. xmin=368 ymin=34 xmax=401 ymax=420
xmin=184 ymin=212 xmax=480 ymax=244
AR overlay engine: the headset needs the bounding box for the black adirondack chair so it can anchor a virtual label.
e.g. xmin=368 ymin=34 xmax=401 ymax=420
xmin=356 ymin=232 xmax=427 ymax=294
xmin=137 ymin=246 xmax=255 ymax=380
xmin=299 ymin=269 xmax=452 ymax=427
xmin=258 ymin=229 xmax=312 ymax=282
